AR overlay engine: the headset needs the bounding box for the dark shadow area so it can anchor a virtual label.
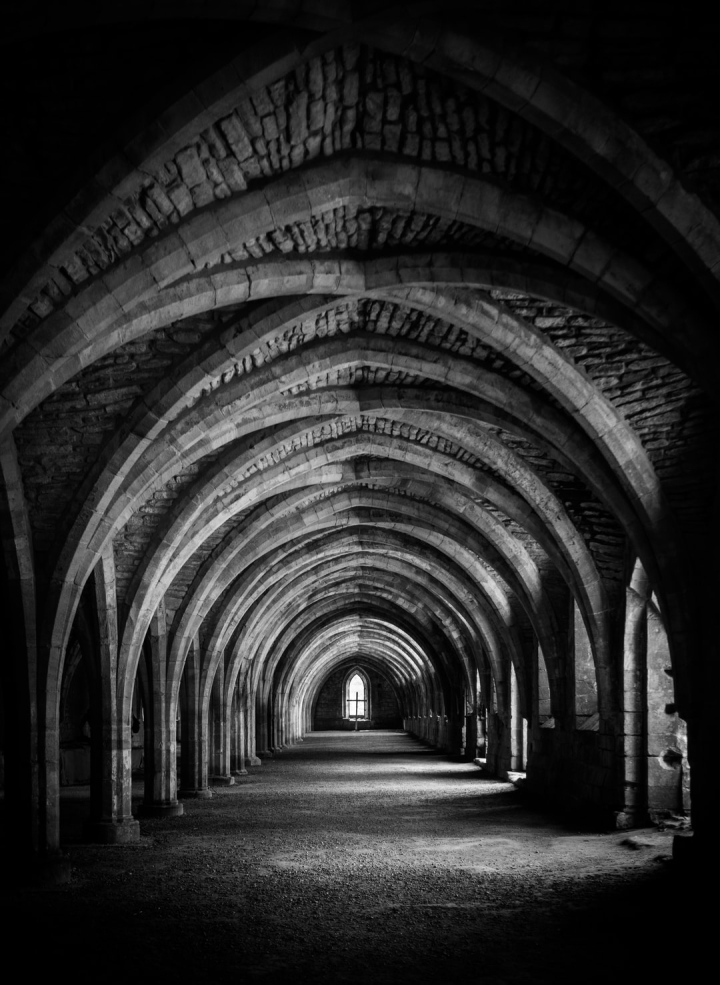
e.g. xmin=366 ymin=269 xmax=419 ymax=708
xmin=2 ymin=732 xmax=706 ymax=985
xmin=57 ymin=783 xmax=146 ymax=846
xmin=0 ymin=853 xmax=705 ymax=985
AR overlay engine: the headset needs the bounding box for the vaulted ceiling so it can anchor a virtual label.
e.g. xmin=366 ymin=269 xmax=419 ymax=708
xmin=2 ymin=3 xmax=718 ymax=728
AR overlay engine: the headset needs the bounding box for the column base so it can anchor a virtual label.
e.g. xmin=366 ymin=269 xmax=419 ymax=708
xmin=178 ymin=787 xmax=213 ymax=799
xmin=257 ymin=750 xmax=273 ymax=758
xmin=247 ymin=756 xmax=262 ymax=766
xmin=231 ymin=769 xmax=248 ymax=776
xmin=86 ymin=818 xmax=141 ymax=844
xmin=614 ymin=810 xmax=649 ymax=830
xmin=137 ymin=801 xmax=184 ymax=818
xmin=210 ymin=774 xmax=235 ymax=786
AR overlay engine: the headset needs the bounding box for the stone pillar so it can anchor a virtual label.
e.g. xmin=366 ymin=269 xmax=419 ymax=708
xmin=87 ymin=548 xmax=141 ymax=842
xmin=138 ymin=602 xmax=183 ymax=818
xmin=528 ymin=638 xmax=543 ymax=771
xmin=284 ymin=695 xmax=295 ymax=746
xmin=573 ymin=601 xmax=598 ymax=728
xmin=616 ymin=584 xmax=648 ymax=829
xmin=464 ymin=712 xmax=478 ymax=761
xmin=273 ymin=685 xmax=290 ymax=750
xmin=209 ymin=660 xmax=234 ymax=786
xmin=488 ymin=672 xmax=511 ymax=778
xmin=243 ymin=684 xmax=261 ymax=766
xmin=230 ymin=687 xmax=247 ymax=776
xmin=510 ymin=662 xmax=524 ymax=771
xmin=178 ymin=637 xmax=212 ymax=799
xmin=0 ymin=438 xmax=58 ymax=881
xmin=278 ymin=687 xmax=289 ymax=749
xmin=447 ymin=688 xmax=466 ymax=759
xmin=476 ymin=707 xmax=486 ymax=757
xmin=269 ymin=687 xmax=282 ymax=752
xmin=255 ymin=685 xmax=273 ymax=758
xmin=646 ymin=605 xmax=687 ymax=818
xmin=91 ymin=718 xmax=140 ymax=843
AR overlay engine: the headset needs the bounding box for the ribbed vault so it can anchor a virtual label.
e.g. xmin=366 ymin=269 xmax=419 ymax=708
xmin=1 ymin=4 xmax=717 ymax=865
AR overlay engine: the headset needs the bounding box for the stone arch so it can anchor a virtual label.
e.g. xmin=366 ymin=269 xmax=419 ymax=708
xmin=191 ymin=530 xmax=516 ymax=743
xmin=4 ymin=5 xmax=719 ymax=345
xmin=160 ymin=480 xmax=555 ymax=701
xmin=3 ymin=7 xmax=716 ymax=863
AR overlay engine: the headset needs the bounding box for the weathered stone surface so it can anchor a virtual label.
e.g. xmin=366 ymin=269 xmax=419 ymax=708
xmin=1 ymin=10 xmax=714 ymax=874
xmin=11 ymin=46 xmax=678 ymax=345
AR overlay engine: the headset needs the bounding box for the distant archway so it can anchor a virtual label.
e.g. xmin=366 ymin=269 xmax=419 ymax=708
xmin=312 ymin=662 xmax=403 ymax=732
xmin=345 ymin=668 xmax=370 ymax=722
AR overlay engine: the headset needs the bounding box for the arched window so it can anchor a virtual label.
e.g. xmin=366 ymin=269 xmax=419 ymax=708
xmin=345 ymin=669 xmax=369 ymax=720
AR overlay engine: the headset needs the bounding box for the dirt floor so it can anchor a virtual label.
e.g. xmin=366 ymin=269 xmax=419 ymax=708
xmin=1 ymin=732 xmax=705 ymax=983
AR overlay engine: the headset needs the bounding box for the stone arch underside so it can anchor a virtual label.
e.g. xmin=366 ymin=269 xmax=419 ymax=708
xmin=1 ymin=6 xmax=717 ymax=861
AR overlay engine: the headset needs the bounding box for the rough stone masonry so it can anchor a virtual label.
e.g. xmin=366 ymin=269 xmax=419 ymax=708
xmin=0 ymin=2 xmax=714 ymax=912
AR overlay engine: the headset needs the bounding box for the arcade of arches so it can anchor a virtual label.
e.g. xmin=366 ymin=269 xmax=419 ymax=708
xmin=1 ymin=3 xmax=718 ymax=888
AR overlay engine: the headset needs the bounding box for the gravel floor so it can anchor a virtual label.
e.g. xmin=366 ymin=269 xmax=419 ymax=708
xmin=1 ymin=731 xmax=701 ymax=983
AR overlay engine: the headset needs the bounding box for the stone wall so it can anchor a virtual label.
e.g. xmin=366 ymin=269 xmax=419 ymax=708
xmin=314 ymin=664 xmax=402 ymax=730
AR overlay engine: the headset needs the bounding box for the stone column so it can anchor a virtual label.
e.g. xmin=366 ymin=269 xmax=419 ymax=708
xmin=464 ymin=712 xmax=478 ymax=761
xmin=243 ymin=683 xmax=261 ymax=766
xmin=447 ymin=687 xmax=466 ymax=759
xmin=488 ymin=672 xmax=511 ymax=778
xmin=271 ymin=685 xmax=289 ymax=752
xmin=230 ymin=687 xmax=247 ymax=776
xmin=209 ymin=660 xmax=234 ymax=785
xmin=178 ymin=637 xmax=212 ymax=798
xmin=255 ymin=683 xmax=273 ymax=758
xmin=1 ymin=438 xmax=73 ymax=879
xmin=87 ymin=547 xmax=141 ymax=843
xmin=616 ymin=586 xmax=647 ymax=829
xmin=573 ymin=601 xmax=598 ymax=728
xmin=510 ymin=662 xmax=524 ymax=771
xmin=137 ymin=601 xmax=183 ymax=818
xmin=529 ymin=638 xmax=542 ymax=768
xmin=646 ymin=605 xmax=686 ymax=818
xmin=476 ymin=706 xmax=486 ymax=757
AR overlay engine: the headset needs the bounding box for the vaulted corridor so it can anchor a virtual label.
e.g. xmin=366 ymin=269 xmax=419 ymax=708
xmin=3 ymin=11 xmax=720 ymax=960
xmin=4 ymin=731 xmax=697 ymax=984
